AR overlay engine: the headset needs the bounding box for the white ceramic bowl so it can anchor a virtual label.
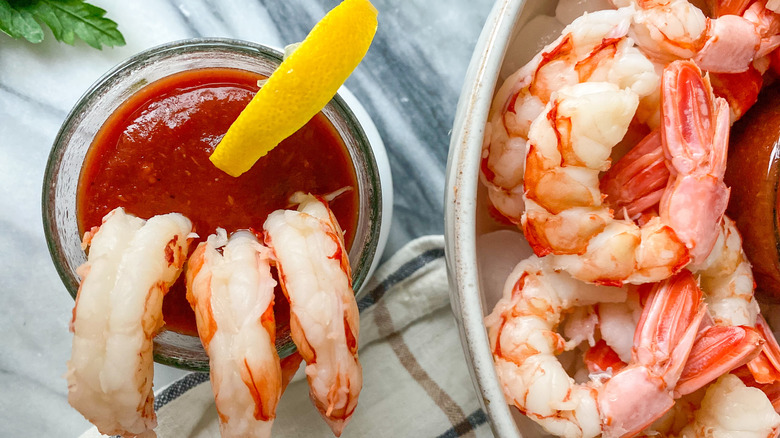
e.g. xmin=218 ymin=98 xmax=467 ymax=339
xmin=444 ymin=0 xmax=577 ymax=436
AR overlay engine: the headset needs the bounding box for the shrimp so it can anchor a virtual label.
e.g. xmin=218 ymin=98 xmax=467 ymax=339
xmin=544 ymin=59 xmax=735 ymax=285
xmin=526 ymin=80 xmax=689 ymax=285
xmin=485 ymin=251 xmax=719 ymax=438
xmin=613 ymin=0 xmax=780 ymax=74
xmin=601 ymin=0 xmax=780 ymax=122
xmin=659 ymin=60 xmax=731 ymax=265
xmin=601 ymin=60 xmax=730 ymax=265
xmin=481 ymin=8 xmax=660 ymax=224
xmin=185 ymin=229 xmax=282 ymax=438
xmin=675 ymin=374 xmax=780 ymax=437
xmin=485 ymin=255 xmax=625 ymax=437
xmin=682 ymin=214 xmax=780 ymax=391
xmin=66 ymin=207 xmax=192 ymax=438
xmin=692 ymin=216 xmax=759 ymax=326
xmin=263 ymin=192 xmax=362 ymax=437
xmin=487 ymin=250 xmax=769 ymax=437
xmin=590 ymin=285 xmax=763 ymax=397
xmin=597 ymin=270 xmax=709 ymax=437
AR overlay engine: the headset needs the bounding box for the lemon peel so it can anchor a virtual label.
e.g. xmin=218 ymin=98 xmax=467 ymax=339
xmin=210 ymin=0 xmax=378 ymax=177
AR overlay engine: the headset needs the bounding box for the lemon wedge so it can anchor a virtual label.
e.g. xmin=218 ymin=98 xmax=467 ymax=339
xmin=209 ymin=0 xmax=378 ymax=177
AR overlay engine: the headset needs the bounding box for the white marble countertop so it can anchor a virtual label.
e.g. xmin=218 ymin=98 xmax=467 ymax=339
xmin=0 ymin=0 xmax=492 ymax=436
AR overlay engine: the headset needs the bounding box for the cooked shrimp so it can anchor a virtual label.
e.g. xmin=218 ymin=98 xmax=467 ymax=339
xmin=597 ymin=270 xmax=709 ymax=437
xmin=66 ymin=207 xmax=192 ymax=438
xmin=687 ymin=218 xmax=779 ymax=389
xmin=659 ymin=60 xmax=731 ymax=264
xmin=600 ymin=59 xmax=730 ymax=266
xmin=588 ymin=285 xmax=763 ymax=397
xmin=485 ymin=255 xmax=624 ymax=437
xmin=263 ymin=192 xmax=361 ymax=437
xmin=487 ymin=250 xmax=768 ymax=437
xmin=692 ymin=216 xmax=759 ymax=327
xmin=676 ymin=374 xmax=780 ymax=437
xmin=484 ymin=251 xmax=731 ymax=438
xmin=523 ymin=79 xmax=689 ymax=285
xmin=548 ymin=59 xmax=737 ymax=286
xmin=613 ymin=0 xmax=780 ymax=73
xmin=481 ymin=8 xmax=659 ymax=224
xmin=186 ymin=229 xmax=282 ymax=438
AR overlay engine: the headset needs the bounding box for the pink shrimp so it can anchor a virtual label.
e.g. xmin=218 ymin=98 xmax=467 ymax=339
xmin=558 ymin=60 xmax=724 ymax=287
xmin=263 ymin=192 xmax=362 ymax=437
xmin=66 ymin=208 xmax=192 ymax=438
xmin=597 ymin=270 xmax=707 ymax=437
xmin=602 ymin=61 xmax=730 ymax=253
xmin=485 ymin=253 xmax=764 ymax=438
xmin=609 ymin=0 xmax=780 ymax=121
xmin=528 ymin=67 xmax=714 ymax=284
xmin=676 ymin=373 xmax=780 ymax=437
xmin=186 ymin=229 xmax=282 ymax=438
xmin=658 ymin=60 xmax=731 ymax=265
xmin=481 ymin=8 xmax=660 ymax=225
xmin=614 ymin=0 xmax=780 ymax=73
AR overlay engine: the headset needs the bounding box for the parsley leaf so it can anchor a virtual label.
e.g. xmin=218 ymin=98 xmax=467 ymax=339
xmin=0 ymin=0 xmax=125 ymax=49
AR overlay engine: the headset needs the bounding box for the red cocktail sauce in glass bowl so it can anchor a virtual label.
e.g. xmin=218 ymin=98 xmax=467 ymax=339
xmin=76 ymin=67 xmax=359 ymax=337
xmin=43 ymin=39 xmax=384 ymax=371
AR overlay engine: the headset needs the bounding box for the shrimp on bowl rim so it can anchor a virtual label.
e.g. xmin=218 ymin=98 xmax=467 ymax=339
xmin=66 ymin=208 xmax=192 ymax=438
xmin=263 ymin=192 xmax=363 ymax=437
xmin=186 ymin=229 xmax=282 ymax=438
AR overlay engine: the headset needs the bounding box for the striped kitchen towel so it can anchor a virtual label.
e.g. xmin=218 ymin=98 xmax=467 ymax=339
xmin=79 ymin=235 xmax=493 ymax=438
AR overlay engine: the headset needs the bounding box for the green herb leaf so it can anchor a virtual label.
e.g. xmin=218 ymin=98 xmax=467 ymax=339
xmin=0 ymin=0 xmax=125 ymax=49
xmin=0 ymin=1 xmax=44 ymax=42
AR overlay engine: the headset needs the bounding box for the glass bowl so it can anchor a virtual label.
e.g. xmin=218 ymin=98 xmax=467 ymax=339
xmin=42 ymin=38 xmax=384 ymax=371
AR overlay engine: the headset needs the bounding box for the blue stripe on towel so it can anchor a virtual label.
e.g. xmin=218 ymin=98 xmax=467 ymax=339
xmin=435 ymin=408 xmax=488 ymax=438
xmin=357 ymin=247 xmax=445 ymax=312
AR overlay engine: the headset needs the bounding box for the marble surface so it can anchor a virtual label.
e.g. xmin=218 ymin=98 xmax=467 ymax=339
xmin=0 ymin=0 xmax=493 ymax=436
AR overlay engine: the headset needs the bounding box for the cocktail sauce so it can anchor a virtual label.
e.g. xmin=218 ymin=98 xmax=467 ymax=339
xmin=77 ymin=68 xmax=359 ymax=335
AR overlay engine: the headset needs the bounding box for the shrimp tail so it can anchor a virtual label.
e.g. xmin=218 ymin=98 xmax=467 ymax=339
xmin=676 ymin=324 xmax=764 ymax=395
xmin=601 ymin=129 xmax=667 ymax=220
xmin=599 ymin=270 xmax=705 ymax=438
xmin=748 ymin=314 xmax=780 ymax=385
xmin=660 ymin=60 xmax=731 ymax=265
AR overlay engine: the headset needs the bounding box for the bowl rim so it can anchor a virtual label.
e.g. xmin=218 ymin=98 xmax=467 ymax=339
xmin=444 ymin=0 xmax=528 ymax=437
xmin=41 ymin=36 xmax=385 ymax=370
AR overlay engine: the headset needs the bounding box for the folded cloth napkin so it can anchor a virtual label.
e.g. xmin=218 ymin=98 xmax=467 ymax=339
xmin=79 ymin=235 xmax=493 ymax=438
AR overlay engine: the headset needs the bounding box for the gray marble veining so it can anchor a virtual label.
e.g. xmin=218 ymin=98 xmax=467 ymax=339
xmin=0 ymin=0 xmax=492 ymax=435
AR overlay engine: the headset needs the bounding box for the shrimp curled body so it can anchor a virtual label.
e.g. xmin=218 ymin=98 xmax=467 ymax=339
xmin=66 ymin=207 xmax=192 ymax=438
xmin=485 ymin=256 xmax=711 ymax=438
xmin=263 ymin=193 xmax=362 ymax=437
xmin=186 ymin=229 xmax=282 ymax=438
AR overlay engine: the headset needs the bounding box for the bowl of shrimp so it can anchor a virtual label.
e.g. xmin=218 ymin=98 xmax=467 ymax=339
xmin=43 ymin=38 xmax=392 ymax=437
xmin=445 ymin=0 xmax=780 ymax=436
